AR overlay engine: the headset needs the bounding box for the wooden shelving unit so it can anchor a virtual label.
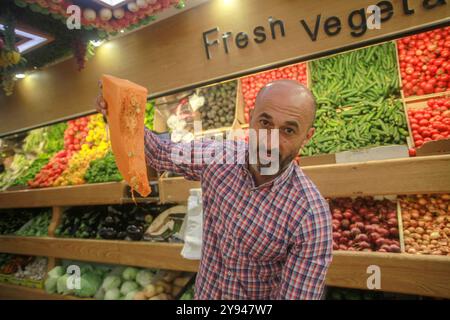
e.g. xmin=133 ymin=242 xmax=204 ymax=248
xmin=0 ymin=236 xmax=449 ymax=298
xmin=1 ymin=155 xmax=450 ymax=299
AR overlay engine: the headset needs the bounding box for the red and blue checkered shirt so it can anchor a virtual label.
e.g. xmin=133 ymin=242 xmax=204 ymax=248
xmin=144 ymin=129 xmax=333 ymax=300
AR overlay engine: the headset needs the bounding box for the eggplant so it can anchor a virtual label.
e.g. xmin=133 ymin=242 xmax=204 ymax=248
xmin=126 ymin=225 xmax=144 ymax=241
xmin=116 ymin=231 xmax=127 ymax=240
xmin=99 ymin=227 xmax=117 ymax=240
xmin=104 ymin=216 xmax=116 ymax=227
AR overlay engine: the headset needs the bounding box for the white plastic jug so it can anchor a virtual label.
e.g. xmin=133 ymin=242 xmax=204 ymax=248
xmin=181 ymin=188 xmax=203 ymax=260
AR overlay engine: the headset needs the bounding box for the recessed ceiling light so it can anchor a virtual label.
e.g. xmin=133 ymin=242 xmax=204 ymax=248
xmin=0 ymin=24 xmax=52 ymax=54
xmin=94 ymin=0 xmax=128 ymax=8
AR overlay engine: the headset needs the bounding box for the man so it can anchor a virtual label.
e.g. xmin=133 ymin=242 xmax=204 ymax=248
xmin=98 ymin=79 xmax=332 ymax=300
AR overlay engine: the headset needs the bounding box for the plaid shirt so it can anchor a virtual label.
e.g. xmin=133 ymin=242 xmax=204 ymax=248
xmin=144 ymin=129 xmax=333 ymax=300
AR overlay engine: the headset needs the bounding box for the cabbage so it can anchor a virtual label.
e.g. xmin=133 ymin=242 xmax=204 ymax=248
xmin=120 ymin=281 xmax=139 ymax=296
xmin=94 ymin=288 xmax=106 ymax=300
xmin=136 ymin=270 xmax=154 ymax=287
xmin=74 ymin=272 xmax=102 ymax=297
xmin=101 ymin=275 xmax=121 ymax=291
xmin=104 ymin=288 xmax=121 ymax=300
xmin=122 ymin=267 xmax=138 ymax=281
xmin=44 ymin=276 xmax=59 ymax=294
xmin=57 ymin=274 xmax=74 ymax=295
xmin=124 ymin=291 xmax=138 ymax=300
xmin=48 ymin=266 xmax=64 ymax=278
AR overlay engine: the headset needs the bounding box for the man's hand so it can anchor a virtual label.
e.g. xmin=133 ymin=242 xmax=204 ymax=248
xmin=96 ymin=80 xmax=108 ymax=118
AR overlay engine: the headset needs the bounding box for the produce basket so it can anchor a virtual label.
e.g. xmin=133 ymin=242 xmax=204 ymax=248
xmin=404 ymin=93 xmax=450 ymax=156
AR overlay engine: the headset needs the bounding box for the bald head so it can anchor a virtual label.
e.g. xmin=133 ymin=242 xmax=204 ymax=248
xmin=254 ymin=79 xmax=317 ymax=127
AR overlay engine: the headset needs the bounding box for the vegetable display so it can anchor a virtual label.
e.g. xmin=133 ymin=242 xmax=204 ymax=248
xmin=0 ymin=209 xmax=35 ymax=235
xmin=329 ymin=197 xmax=401 ymax=253
xmin=0 ymin=255 xmax=34 ymax=275
xmin=45 ymin=261 xmax=193 ymax=300
xmin=198 ymin=81 xmax=237 ymax=130
xmin=400 ymin=194 xmax=450 ymax=256
xmin=0 ymin=154 xmax=34 ymax=191
xmin=302 ymin=98 xmax=408 ymax=156
xmin=15 ymin=209 xmax=52 ymax=237
xmin=311 ymin=43 xmax=400 ymax=107
xmin=55 ymin=204 xmax=170 ymax=241
xmin=303 ymin=43 xmax=407 ymax=156
xmin=14 ymin=257 xmax=48 ymax=282
xmin=241 ymin=63 xmax=307 ymax=122
xmin=29 ymin=117 xmax=90 ymax=188
xmin=145 ymin=101 xmax=155 ymax=130
xmin=84 ymin=151 xmax=122 ymax=183
xmin=397 ymin=27 xmax=450 ymax=97
xmin=12 ymin=154 xmax=51 ymax=187
xmin=53 ymin=114 xmax=110 ymax=186
xmin=407 ymin=97 xmax=450 ymax=148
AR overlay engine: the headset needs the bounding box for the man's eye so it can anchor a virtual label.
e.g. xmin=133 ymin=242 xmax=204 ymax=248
xmin=259 ymin=119 xmax=269 ymax=126
xmin=284 ymin=128 xmax=295 ymax=135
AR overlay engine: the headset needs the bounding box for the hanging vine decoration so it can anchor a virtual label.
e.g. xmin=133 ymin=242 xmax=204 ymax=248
xmin=0 ymin=11 xmax=28 ymax=96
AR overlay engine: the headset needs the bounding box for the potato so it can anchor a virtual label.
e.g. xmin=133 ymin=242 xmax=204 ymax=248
xmin=134 ymin=291 xmax=147 ymax=300
xmin=144 ymin=284 xmax=157 ymax=298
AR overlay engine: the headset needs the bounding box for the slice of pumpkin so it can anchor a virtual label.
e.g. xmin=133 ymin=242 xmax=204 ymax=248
xmin=102 ymin=74 xmax=151 ymax=197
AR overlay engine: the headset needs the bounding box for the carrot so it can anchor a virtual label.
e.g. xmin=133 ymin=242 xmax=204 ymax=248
xmin=101 ymin=74 xmax=151 ymax=197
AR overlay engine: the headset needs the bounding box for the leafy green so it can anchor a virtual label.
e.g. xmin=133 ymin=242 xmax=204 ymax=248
xmin=84 ymin=152 xmax=122 ymax=183
xmin=12 ymin=154 xmax=50 ymax=186
xmin=145 ymin=101 xmax=155 ymax=130
xmin=74 ymin=272 xmax=103 ymax=297
xmin=44 ymin=122 xmax=67 ymax=154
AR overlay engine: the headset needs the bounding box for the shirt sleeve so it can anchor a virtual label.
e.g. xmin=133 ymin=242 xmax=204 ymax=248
xmin=276 ymin=200 xmax=333 ymax=300
xmin=144 ymin=128 xmax=218 ymax=181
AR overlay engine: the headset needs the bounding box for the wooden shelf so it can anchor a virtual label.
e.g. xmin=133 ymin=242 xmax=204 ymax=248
xmin=0 ymin=182 xmax=160 ymax=209
xmin=0 ymin=236 xmax=198 ymax=272
xmin=158 ymin=155 xmax=450 ymax=202
xmin=328 ymin=251 xmax=450 ymax=299
xmin=0 ymin=282 xmax=86 ymax=300
xmin=0 ymin=236 xmax=449 ymax=298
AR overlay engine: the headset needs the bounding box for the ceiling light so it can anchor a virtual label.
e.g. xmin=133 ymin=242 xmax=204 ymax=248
xmin=90 ymin=40 xmax=104 ymax=47
xmin=0 ymin=24 xmax=51 ymax=54
xmin=94 ymin=0 xmax=127 ymax=8
xmin=15 ymin=73 xmax=26 ymax=79
xmin=120 ymin=29 xmax=125 ymax=33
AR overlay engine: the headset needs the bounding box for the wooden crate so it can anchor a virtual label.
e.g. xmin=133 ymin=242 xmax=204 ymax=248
xmin=404 ymin=92 xmax=450 ymax=156
xmin=153 ymin=79 xmax=241 ymax=137
xmin=158 ymin=172 xmax=200 ymax=204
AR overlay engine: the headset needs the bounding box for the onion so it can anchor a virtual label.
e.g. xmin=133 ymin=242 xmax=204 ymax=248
xmin=341 ymin=219 xmax=350 ymax=229
xmin=430 ymin=232 xmax=440 ymax=240
xmin=355 ymin=234 xmax=369 ymax=242
xmin=333 ymin=213 xmax=343 ymax=220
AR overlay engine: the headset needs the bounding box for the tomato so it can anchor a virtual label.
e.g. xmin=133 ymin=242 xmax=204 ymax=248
xmin=415 ymin=139 xmax=424 ymax=147
xmin=408 ymin=148 xmax=417 ymax=157
xmin=421 ymin=129 xmax=431 ymax=137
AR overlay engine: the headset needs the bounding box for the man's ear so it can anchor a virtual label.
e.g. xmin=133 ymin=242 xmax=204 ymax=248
xmin=300 ymin=127 xmax=315 ymax=149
